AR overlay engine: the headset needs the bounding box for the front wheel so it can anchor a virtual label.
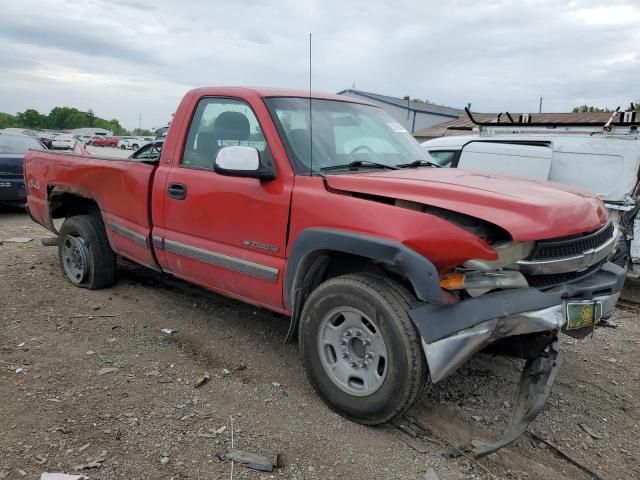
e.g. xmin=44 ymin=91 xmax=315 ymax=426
xmin=58 ymin=215 xmax=116 ymax=289
xmin=299 ymin=273 xmax=427 ymax=425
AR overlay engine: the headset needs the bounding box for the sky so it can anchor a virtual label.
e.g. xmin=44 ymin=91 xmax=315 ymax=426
xmin=0 ymin=0 xmax=638 ymax=130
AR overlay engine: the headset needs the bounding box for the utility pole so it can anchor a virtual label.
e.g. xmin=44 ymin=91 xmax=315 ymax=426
xmin=139 ymin=113 xmax=142 ymax=131
xmin=539 ymin=96 xmax=543 ymax=114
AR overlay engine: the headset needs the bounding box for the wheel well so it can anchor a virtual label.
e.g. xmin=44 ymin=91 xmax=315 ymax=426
xmin=49 ymin=191 xmax=101 ymax=220
xmin=285 ymin=250 xmax=416 ymax=342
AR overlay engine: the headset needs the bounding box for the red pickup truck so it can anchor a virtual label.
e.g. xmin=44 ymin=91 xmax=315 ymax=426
xmin=24 ymin=87 xmax=624 ymax=456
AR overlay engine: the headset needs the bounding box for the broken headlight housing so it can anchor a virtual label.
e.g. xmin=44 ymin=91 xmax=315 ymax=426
xmin=463 ymin=241 xmax=534 ymax=271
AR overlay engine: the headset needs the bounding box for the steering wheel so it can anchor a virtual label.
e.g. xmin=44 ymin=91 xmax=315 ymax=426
xmin=349 ymin=145 xmax=373 ymax=155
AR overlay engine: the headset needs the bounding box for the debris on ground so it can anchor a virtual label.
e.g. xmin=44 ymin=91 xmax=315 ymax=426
xmin=40 ymin=237 xmax=59 ymax=246
xmin=424 ymin=467 xmax=440 ymax=480
xmin=217 ymin=448 xmax=283 ymax=472
xmin=579 ymin=423 xmax=603 ymax=439
xmin=96 ymin=367 xmax=119 ymax=376
xmin=194 ymin=371 xmax=210 ymax=388
xmin=40 ymin=473 xmax=86 ymax=480
xmin=72 ymin=450 xmax=107 ymax=471
xmin=161 ymin=328 xmax=176 ymax=335
xmin=160 ymin=455 xmax=170 ymax=465
xmin=3 ymin=237 xmax=33 ymax=244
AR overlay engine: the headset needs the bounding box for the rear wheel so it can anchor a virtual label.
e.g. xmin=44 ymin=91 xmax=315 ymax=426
xmin=299 ymin=273 xmax=427 ymax=425
xmin=58 ymin=215 xmax=116 ymax=289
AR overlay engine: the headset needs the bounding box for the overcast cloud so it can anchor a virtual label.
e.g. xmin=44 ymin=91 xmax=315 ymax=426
xmin=0 ymin=0 xmax=638 ymax=129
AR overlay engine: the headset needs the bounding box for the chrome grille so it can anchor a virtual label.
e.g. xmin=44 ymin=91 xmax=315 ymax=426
xmin=529 ymin=222 xmax=614 ymax=261
xmin=524 ymin=261 xmax=602 ymax=289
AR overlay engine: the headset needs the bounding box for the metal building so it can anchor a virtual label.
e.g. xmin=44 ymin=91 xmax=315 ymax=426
xmin=336 ymin=89 xmax=464 ymax=135
xmin=70 ymin=127 xmax=113 ymax=137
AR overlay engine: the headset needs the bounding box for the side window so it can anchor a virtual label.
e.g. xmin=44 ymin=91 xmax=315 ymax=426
xmin=182 ymin=98 xmax=268 ymax=169
xmin=427 ymin=150 xmax=456 ymax=167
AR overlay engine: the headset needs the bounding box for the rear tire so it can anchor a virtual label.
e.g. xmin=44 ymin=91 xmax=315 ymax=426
xmin=58 ymin=215 xmax=116 ymax=289
xmin=299 ymin=273 xmax=427 ymax=425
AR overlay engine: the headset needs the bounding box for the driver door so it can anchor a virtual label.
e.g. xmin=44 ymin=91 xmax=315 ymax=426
xmin=159 ymin=97 xmax=293 ymax=310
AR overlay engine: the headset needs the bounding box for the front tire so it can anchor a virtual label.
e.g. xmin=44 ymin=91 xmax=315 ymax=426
xmin=299 ymin=273 xmax=427 ymax=425
xmin=58 ymin=215 xmax=116 ymax=289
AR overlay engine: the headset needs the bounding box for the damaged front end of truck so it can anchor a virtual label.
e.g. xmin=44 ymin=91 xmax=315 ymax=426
xmin=409 ymin=221 xmax=625 ymax=457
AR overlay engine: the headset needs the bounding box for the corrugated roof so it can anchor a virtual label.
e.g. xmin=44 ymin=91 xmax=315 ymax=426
xmin=336 ymin=89 xmax=464 ymax=117
xmin=413 ymin=112 xmax=617 ymax=138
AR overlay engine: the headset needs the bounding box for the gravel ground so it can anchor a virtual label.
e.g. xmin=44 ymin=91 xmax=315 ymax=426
xmin=1 ymin=153 xmax=639 ymax=479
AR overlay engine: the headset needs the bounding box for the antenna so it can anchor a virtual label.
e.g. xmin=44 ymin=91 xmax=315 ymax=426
xmin=309 ymin=33 xmax=313 ymax=176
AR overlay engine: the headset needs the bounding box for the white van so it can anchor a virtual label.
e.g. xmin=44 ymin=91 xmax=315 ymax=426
xmin=422 ymin=129 xmax=640 ymax=271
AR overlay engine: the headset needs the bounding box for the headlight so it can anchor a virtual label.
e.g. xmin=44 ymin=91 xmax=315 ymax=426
xmin=463 ymin=241 xmax=534 ymax=271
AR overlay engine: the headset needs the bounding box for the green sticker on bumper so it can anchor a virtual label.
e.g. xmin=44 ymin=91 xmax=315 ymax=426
xmin=566 ymin=301 xmax=602 ymax=330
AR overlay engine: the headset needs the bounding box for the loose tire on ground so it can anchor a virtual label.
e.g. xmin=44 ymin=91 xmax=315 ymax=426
xmin=299 ymin=273 xmax=428 ymax=425
xmin=58 ymin=215 xmax=116 ymax=289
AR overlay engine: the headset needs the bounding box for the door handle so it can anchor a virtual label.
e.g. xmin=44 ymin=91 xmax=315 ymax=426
xmin=167 ymin=183 xmax=187 ymax=200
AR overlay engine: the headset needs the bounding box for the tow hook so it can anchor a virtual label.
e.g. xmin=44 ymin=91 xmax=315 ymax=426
xmin=471 ymin=341 xmax=561 ymax=458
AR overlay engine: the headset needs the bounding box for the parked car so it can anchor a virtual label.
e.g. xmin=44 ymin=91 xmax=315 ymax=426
xmin=91 ymin=136 xmax=119 ymax=147
xmin=74 ymin=135 xmax=93 ymax=145
xmin=24 ymin=87 xmax=625 ymax=458
xmin=421 ymin=114 xmax=640 ymax=272
xmin=3 ymin=127 xmax=38 ymax=137
xmin=3 ymin=128 xmax=52 ymax=149
xmin=118 ymin=136 xmax=153 ymax=150
xmin=38 ymin=135 xmax=53 ymax=149
xmin=0 ymin=131 xmax=45 ymax=207
xmin=51 ymin=133 xmax=76 ymax=150
xmin=129 ymin=139 xmax=163 ymax=161
xmin=117 ymin=136 xmax=136 ymax=149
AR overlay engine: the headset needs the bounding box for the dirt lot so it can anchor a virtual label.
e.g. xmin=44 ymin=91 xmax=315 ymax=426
xmin=1 ymin=207 xmax=639 ymax=480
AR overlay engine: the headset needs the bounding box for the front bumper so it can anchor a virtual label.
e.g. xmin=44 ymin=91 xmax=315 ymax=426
xmin=409 ymin=261 xmax=625 ymax=458
xmin=410 ymin=261 xmax=625 ymax=383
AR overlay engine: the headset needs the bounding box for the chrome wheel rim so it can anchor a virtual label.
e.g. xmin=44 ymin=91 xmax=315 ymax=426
xmin=61 ymin=235 xmax=88 ymax=284
xmin=317 ymin=306 xmax=388 ymax=396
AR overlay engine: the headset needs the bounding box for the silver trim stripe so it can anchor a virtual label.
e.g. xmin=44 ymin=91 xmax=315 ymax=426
xmin=107 ymin=222 xmax=148 ymax=248
xmin=164 ymin=239 xmax=279 ymax=282
xmin=152 ymin=235 xmax=164 ymax=249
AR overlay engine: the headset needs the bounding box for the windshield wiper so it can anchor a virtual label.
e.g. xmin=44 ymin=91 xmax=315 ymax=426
xmin=320 ymin=160 xmax=399 ymax=172
xmin=396 ymin=160 xmax=442 ymax=168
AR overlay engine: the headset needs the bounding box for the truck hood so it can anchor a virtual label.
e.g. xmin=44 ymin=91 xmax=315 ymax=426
xmin=324 ymin=168 xmax=607 ymax=241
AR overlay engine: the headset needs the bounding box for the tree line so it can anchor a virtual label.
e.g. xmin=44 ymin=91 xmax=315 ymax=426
xmin=0 ymin=107 xmax=153 ymax=136
xmin=572 ymin=102 xmax=640 ymax=113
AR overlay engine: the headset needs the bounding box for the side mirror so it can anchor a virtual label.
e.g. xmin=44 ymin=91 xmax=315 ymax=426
xmin=214 ymin=146 xmax=276 ymax=180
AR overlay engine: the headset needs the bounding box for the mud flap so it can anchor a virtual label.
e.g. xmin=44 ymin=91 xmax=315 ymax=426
xmin=471 ymin=342 xmax=560 ymax=458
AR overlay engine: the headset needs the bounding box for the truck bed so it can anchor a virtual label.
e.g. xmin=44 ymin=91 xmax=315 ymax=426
xmin=24 ymin=149 xmax=159 ymax=269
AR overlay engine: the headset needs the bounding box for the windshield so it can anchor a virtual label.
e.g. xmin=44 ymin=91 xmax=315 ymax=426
xmin=265 ymin=97 xmax=433 ymax=173
xmin=0 ymin=133 xmax=44 ymax=154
